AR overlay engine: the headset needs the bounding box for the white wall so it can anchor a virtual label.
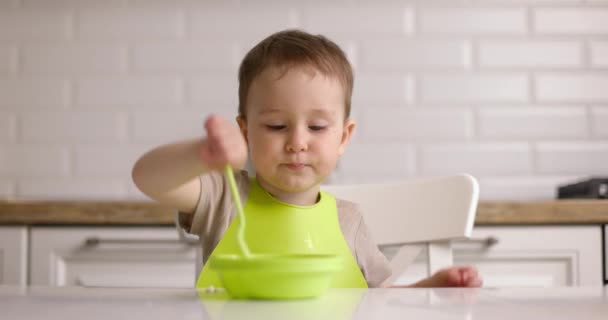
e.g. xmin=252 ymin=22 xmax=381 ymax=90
xmin=0 ymin=0 xmax=606 ymax=201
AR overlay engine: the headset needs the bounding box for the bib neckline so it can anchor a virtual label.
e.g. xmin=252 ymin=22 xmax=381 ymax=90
xmin=252 ymin=178 xmax=325 ymax=210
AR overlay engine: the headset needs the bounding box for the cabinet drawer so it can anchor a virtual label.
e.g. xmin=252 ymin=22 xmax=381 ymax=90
xmin=384 ymin=226 xmax=603 ymax=287
xmin=0 ymin=226 xmax=27 ymax=286
xmin=30 ymin=226 xmax=198 ymax=288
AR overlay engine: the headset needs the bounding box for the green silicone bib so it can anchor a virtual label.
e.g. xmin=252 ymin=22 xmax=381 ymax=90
xmin=196 ymin=178 xmax=367 ymax=289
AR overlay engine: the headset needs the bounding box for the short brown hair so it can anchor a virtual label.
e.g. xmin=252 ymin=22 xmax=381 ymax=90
xmin=238 ymin=29 xmax=353 ymax=119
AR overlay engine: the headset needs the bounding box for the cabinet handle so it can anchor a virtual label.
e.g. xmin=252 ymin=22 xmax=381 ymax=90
xmin=84 ymin=237 xmax=197 ymax=247
xmin=378 ymin=236 xmax=499 ymax=252
xmin=456 ymin=236 xmax=499 ymax=247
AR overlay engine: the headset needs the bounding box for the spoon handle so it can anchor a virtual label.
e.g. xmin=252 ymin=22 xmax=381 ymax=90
xmin=224 ymin=165 xmax=251 ymax=258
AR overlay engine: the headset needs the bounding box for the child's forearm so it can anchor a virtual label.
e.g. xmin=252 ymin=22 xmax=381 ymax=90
xmin=132 ymin=137 xmax=208 ymax=213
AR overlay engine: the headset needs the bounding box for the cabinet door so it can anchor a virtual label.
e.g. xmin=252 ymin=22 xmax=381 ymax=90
xmin=386 ymin=226 xmax=603 ymax=287
xmin=0 ymin=226 xmax=27 ymax=286
xmin=30 ymin=227 xmax=197 ymax=288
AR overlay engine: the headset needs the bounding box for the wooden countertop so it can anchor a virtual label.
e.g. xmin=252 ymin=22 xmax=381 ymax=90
xmin=1 ymin=199 xmax=608 ymax=226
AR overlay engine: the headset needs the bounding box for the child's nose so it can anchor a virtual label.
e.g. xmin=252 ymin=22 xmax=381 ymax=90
xmin=285 ymin=128 xmax=308 ymax=152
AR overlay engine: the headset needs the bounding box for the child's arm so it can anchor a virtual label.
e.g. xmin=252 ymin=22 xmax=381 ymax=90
xmin=132 ymin=115 xmax=247 ymax=214
xmin=132 ymin=137 xmax=207 ymax=213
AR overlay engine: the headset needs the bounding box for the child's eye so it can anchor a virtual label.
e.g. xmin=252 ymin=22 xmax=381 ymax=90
xmin=309 ymin=125 xmax=326 ymax=131
xmin=266 ymin=125 xmax=286 ymax=131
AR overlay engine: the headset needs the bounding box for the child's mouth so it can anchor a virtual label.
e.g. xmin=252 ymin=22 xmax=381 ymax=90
xmin=285 ymin=163 xmax=306 ymax=170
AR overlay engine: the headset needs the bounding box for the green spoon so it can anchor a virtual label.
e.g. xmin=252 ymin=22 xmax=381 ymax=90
xmin=224 ymin=165 xmax=251 ymax=258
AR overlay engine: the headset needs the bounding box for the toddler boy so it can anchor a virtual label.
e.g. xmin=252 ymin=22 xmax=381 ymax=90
xmin=132 ymin=29 xmax=482 ymax=289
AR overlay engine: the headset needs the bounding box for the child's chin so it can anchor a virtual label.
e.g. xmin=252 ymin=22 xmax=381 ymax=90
xmin=275 ymin=178 xmax=318 ymax=192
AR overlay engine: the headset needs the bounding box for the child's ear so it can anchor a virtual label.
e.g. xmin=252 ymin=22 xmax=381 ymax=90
xmin=236 ymin=116 xmax=248 ymax=144
xmin=338 ymin=118 xmax=356 ymax=156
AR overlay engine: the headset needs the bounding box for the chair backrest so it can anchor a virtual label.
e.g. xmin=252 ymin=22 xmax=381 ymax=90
xmin=322 ymin=174 xmax=479 ymax=283
xmin=322 ymin=174 xmax=479 ymax=244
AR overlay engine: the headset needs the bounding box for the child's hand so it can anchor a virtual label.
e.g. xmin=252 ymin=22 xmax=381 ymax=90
xmin=200 ymin=114 xmax=248 ymax=171
xmin=399 ymin=265 xmax=483 ymax=288
xmin=432 ymin=266 xmax=483 ymax=288
xmin=425 ymin=266 xmax=483 ymax=288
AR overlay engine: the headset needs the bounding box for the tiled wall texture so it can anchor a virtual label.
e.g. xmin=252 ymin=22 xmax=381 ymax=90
xmin=0 ymin=0 xmax=607 ymax=201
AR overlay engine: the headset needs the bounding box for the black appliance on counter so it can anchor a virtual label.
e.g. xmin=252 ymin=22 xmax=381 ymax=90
xmin=557 ymin=177 xmax=608 ymax=199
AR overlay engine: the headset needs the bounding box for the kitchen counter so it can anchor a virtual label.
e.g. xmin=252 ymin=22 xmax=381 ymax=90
xmin=1 ymin=199 xmax=608 ymax=225
xmin=1 ymin=286 xmax=607 ymax=320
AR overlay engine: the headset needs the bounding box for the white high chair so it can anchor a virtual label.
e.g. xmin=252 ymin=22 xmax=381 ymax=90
xmin=322 ymin=174 xmax=479 ymax=285
xmin=179 ymin=174 xmax=479 ymax=287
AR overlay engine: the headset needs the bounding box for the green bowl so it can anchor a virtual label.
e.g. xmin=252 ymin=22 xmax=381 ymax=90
xmin=209 ymin=253 xmax=342 ymax=300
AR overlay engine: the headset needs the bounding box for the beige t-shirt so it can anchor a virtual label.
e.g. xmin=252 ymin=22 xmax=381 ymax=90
xmin=180 ymin=170 xmax=392 ymax=288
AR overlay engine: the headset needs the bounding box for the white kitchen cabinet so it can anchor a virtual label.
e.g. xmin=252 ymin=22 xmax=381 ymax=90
xmin=20 ymin=225 xmax=607 ymax=288
xmin=0 ymin=226 xmax=27 ymax=286
xmin=387 ymin=226 xmax=603 ymax=287
xmin=29 ymin=227 xmax=198 ymax=288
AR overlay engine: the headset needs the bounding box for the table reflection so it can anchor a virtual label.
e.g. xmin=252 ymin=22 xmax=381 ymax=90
xmin=0 ymin=286 xmax=606 ymax=320
xmin=197 ymin=288 xmax=366 ymax=320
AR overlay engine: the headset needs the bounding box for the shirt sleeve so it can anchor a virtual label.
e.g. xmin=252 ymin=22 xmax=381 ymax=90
xmin=176 ymin=170 xmax=250 ymax=263
xmin=354 ymin=214 xmax=393 ymax=288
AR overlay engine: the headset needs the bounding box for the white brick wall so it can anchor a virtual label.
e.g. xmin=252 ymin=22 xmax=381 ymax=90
xmin=190 ymin=6 xmax=297 ymax=38
xmin=590 ymin=41 xmax=608 ymax=66
xmin=420 ymin=74 xmax=529 ymax=103
xmin=0 ymin=146 xmax=69 ymax=178
xmin=537 ymin=142 xmax=608 ymax=175
xmin=188 ymin=76 xmax=238 ymax=107
xmin=0 ymin=181 xmax=14 ymax=198
xmin=0 ymin=9 xmax=71 ymax=40
xmin=77 ymin=7 xmax=183 ymax=39
xmin=360 ymin=108 xmax=472 ymax=141
xmin=74 ymin=145 xmax=150 ymax=178
xmin=479 ymin=41 xmax=582 ymax=68
xmin=76 ymin=77 xmax=182 ymax=106
xmin=302 ymin=5 xmax=414 ymax=34
xmin=353 ymin=74 xmax=415 ymax=104
xmin=0 ymin=78 xmax=68 ymax=106
xmin=477 ymin=176 xmax=582 ymax=201
xmin=361 ymin=39 xmax=471 ymax=70
xmin=477 ymin=107 xmax=587 ymax=139
xmin=536 ymin=74 xmax=608 ymax=102
xmin=591 ymin=107 xmax=608 ymax=138
xmin=337 ymin=143 xmax=415 ymax=183
xmin=419 ymin=143 xmax=533 ymax=176
xmin=0 ymin=45 xmax=16 ymax=73
xmin=0 ymin=1 xmax=606 ymax=200
xmin=18 ymin=179 xmax=127 ymax=199
xmin=22 ymin=45 xmax=127 ymax=74
xmin=534 ymin=8 xmax=608 ymax=34
xmin=0 ymin=113 xmax=15 ymax=143
xmin=133 ymin=42 xmax=238 ymax=72
xmin=419 ymin=8 xmax=527 ymax=34
xmin=132 ymin=111 xmax=209 ymax=144
xmin=20 ymin=111 xmax=128 ymax=143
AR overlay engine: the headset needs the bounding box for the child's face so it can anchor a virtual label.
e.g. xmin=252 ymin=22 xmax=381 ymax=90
xmin=238 ymin=65 xmax=355 ymax=195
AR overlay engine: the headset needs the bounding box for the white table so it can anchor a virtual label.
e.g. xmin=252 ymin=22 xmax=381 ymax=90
xmin=1 ymin=286 xmax=607 ymax=320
